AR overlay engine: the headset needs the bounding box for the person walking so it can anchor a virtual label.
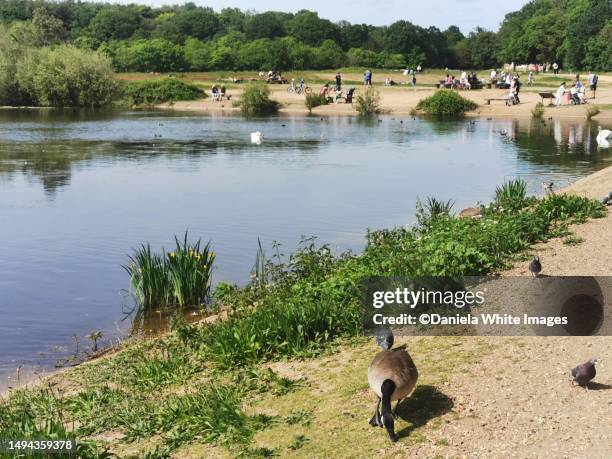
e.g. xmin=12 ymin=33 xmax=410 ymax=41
xmin=528 ymin=71 xmax=534 ymax=86
xmin=335 ymin=72 xmax=342 ymax=91
xmin=589 ymin=72 xmax=598 ymax=99
xmin=555 ymin=81 xmax=566 ymax=106
xmin=411 ymin=69 xmax=416 ymax=88
xmin=364 ymin=69 xmax=372 ymax=86
xmin=552 ymin=62 xmax=559 ymax=75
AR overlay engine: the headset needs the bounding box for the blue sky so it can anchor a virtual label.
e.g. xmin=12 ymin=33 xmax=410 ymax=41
xmin=112 ymin=0 xmax=529 ymax=33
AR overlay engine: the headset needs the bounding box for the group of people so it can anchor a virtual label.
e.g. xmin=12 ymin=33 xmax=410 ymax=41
xmin=441 ymin=71 xmax=481 ymax=89
xmin=555 ymin=72 xmax=599 ymax=106
xmin=210 ymin=84 xmax=227 ymax=101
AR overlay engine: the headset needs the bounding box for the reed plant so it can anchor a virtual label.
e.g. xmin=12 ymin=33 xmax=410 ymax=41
xmin=124 ymin=232 xmax=215 ymax=311
xmin=494 ymin=179 xmax=529 ymax=211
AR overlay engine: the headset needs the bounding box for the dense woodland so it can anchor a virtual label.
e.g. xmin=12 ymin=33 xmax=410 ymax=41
xmin=0 ymin=0 xmax=610 ymax=73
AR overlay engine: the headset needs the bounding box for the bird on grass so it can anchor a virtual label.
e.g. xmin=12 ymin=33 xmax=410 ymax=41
xmin=367 ymin=328 xmax=418 ymax=442
xmin=570 ymin=358 xmax=600 ymax=389
xmin=529 ymin=255 xmax=542 ymax=277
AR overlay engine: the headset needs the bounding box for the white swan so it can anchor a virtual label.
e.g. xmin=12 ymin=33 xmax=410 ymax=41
xmin=596 ymin=126 xmax=612 ymax=147
xmin=250 ymin=131 xmax=263 ymax=144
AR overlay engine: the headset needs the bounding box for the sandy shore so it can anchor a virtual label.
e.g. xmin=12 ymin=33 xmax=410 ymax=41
xmin=159 ymin=80 xmax=612 ymax=121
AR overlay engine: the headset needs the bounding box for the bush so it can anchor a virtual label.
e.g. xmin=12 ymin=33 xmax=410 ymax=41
xmin=122 ymin=78 xmax=204 ymax=105
xmin=8 ymin=45 xmax=117 ymax=107
xmin=304 ymin=93 xmax=327 ymax=113
xmin=531 ymin=102 xmax=545 ymax=118
xmin=238 ymin=82 xmax=279 ymax=115
xmin=355 ymin=87 xmax=381 ymax=115
xmin=494 ymin=179 xmax=529 ymax=211
xmin=416 ymin=90 xmax=477 ymax=116
xmin=586 ymin=105 xmax=600 ymax=119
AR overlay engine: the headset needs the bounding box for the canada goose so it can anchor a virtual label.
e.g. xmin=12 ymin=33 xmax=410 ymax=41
xmin=367 ymin=329 xmax=418 ymax=442
xmin=250 ymin=131 xmax=263 ymax=144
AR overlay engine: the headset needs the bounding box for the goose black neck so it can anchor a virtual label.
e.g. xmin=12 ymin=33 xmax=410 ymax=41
xmin=380 ymin=379 xmax=396 ymax=414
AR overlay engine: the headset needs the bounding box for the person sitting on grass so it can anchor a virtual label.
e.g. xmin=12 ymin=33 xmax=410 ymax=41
xmin=220 ymin=85 xmax=226 ymax=100
xmin=320 ymin=83 xmax=330 ymax=98
xmin=211 ymin=84 xmax=219 ymax=101
xmin=555 ymin=82 xmax=566 ymax=106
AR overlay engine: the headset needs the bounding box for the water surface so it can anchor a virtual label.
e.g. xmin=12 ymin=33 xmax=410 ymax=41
xmin=0 ymin=110 xmax=610 ymax=388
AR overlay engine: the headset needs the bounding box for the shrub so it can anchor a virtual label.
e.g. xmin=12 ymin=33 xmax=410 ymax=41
xmin=586 ymin=105 xmax=600 ymax=119
xmin=355 ymin=87 xmax=381 ymax=115
xmin=122 ymin=78 xmax=204 ymax=105
xmin=416 ymin=90 xmax=477 ymax=116
xmin=531 ymin=102 xmax=545 ymax=118
xmin=238 ymin=82 xmax=279 ymax=115
xmin=12 ymin=45 xmax=117 ymax=107
xmin=304 ymin=93 xmax=327 ymax=113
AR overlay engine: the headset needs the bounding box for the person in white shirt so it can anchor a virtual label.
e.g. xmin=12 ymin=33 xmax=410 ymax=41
xmin=555 ymin=82 xmax=566 ymax=106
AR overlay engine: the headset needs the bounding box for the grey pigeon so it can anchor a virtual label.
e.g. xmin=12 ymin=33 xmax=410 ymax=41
xmin=570 ymin=358 xmax=600 ymax=388
xmin=529 ymin=256 xmax=542 ymax=277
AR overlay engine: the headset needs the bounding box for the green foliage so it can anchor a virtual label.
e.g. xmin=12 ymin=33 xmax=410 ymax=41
xmin=415 ymin=197 xmax=455 ymax=229
xmin=124 ymin=232 xmax=215 ymax=310
xmin=531 ymin=102 xmax=545 ymax=118
xmin=304 ymin=93 xmax=327 ymax=113
xmin=0 ymin=31 xmax=117 ymax=107
xmin=112 ymin=38 xmax=185 ymax=72
xmin=238 ymin=82 xmax=279 ymax=115
xmin=122 ymin=78 xmax=203 ymax=105
xmin=355 ymin=88 xmax=381 ymax=115
xmin=494 ymin=179 xmax=529 ymax=211
xmin=586 ymin=105 xmax=600 ymax=119
xmin=416 ymin=90 xmax=477 ymax=116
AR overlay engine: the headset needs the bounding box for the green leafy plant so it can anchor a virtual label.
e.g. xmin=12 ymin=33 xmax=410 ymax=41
xmin=355 ymin=87 xmax=381 ymax=115
xmin=531 ymin=102 xmax=545 ymax=118
xmin=125 ymin=232 xmax=215 ymax=310
xmin=305 ymin=93 xmax=327 ymax=113
xmin=238 ymin=82 xmax=279 ymax=115
xmin=586 ymin=105 xmax=600 ymax=119
xmin=494 ymin=179 xmax=528 ymax=211
xmin=122 ymin=78 xmax=204 ymax=106
xmin=416 ymin=90 xmax=477 ymax=116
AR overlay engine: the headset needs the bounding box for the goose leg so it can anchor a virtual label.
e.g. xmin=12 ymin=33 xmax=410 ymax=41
xmin=393 ymin=398 xmax=402 ymax=418
xmin=369 ymin=398 xmax=381 ymax=426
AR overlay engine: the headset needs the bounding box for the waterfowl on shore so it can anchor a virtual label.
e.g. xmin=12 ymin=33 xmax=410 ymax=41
xmin=541 ymin=181 xmax=554 ymax=192
xmin=367 ymin=328 xmax=418 ymax=442
xmin=570 ymin=358 xmax=600 ymax=389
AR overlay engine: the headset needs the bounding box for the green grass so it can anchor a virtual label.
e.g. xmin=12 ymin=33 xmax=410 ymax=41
xmin=494 ymin=178 xmax=528 ymax=211
xmin=122 ymin=78 xmax=204 ymax=106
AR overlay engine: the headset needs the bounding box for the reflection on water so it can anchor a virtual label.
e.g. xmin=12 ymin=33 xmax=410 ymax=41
xmin=0 ymin=110 xmax=610 ymax=389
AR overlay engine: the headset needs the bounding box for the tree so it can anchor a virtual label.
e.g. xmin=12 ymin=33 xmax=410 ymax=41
xmin=286 ymin=10 xmax=340 ymax=45
xmin=564 ymin=0 xmax=610 ymax=69
xmin=244 ymin=12 xmax=287 ymax=40
xmin=443 ymin=25 xmax=464 ymax=47
xmin=86 ymin=6 xmax=145 ymax=44
xmin=32 ymin=6 xmax=67 ymax=45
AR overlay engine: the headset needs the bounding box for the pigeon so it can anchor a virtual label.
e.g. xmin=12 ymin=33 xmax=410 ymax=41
xmin=529 ymin=256 xmax=542 ymax=277
xmin=570 ymin=358 xmax=600 ymax=388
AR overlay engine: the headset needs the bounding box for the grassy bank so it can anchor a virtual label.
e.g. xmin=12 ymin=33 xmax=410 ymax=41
xmin=0 ymin=183 xmax=606 ymax=457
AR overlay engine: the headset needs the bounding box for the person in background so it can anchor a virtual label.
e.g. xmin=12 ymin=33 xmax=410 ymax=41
xmin=364 ymin=69 xmax=372 ymax=86
xmin=300 ymin=77 xmax=305 ymax=92
xmin=555 ymin=81 xmax=566 ymax=106
xmin=589 ymin=72 xmax=598 ymax=99
xmin=411 ymin=71 xmax=417 ymax=88
xmin=552 ymin=62 xmax=559 ymax=74
xmin=528 ymin=71 xmax=534 ymax=86
xmin=490 ymin=69 xmax=497 ymax=85
xmin=220 ymin=85 xmax=226 ymax=100
xmin=335 ymin=72 xmax=342 ymax=91
xmin=211 ymin=84 xmax=219 ymax=101
xmin=416 ymin=64 xmax=422 ymax=73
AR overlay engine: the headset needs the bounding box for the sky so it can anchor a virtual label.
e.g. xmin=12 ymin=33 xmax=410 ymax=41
xmin=110 ymin=0 xmax=530 ymax=33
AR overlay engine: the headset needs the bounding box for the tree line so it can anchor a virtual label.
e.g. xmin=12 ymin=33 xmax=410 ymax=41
xmin=0 ymin=0 xmax=610 ymax=73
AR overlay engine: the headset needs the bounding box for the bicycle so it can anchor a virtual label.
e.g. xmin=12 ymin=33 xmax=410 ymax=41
xmin=287 ymin=85 xmax=312 ymax=95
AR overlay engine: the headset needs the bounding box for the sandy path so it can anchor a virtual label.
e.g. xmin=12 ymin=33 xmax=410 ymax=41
xmin=161 ymin=84 xmax=612 ymax=121
xmin=409 ymin=167 xmax=612 ymax=458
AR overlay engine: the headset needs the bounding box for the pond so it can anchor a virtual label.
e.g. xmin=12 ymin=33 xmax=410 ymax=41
xmin=0 ymin=110 xmax=610 ymax=388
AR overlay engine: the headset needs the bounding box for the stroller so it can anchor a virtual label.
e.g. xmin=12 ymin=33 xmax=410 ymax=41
xmin=506 ymin=92 xmax=520 ymax=106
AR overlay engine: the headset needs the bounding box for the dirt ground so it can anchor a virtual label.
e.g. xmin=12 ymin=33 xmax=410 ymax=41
xmin=157 ymin=71 xmax=612 ymax=121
